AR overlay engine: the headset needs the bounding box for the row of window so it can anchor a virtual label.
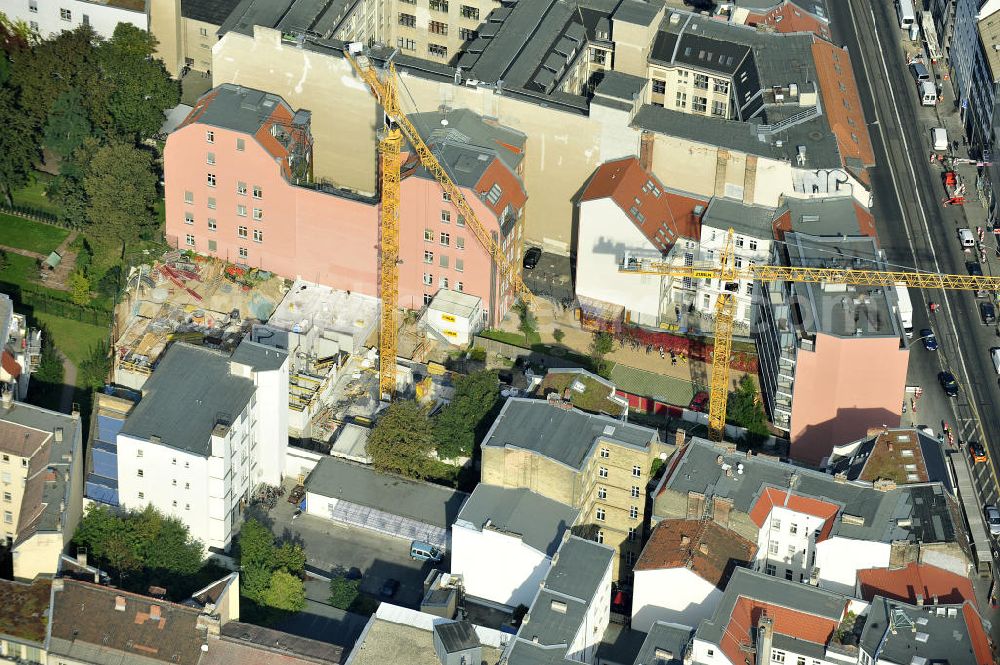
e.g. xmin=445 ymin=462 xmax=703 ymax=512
xmin=1 ymin=454 xmax=27 ymax=467
xmin=423 ymin=274 xmax=465 ymax=291
xmin=594 ymin=527 xmax=638 ymax=544
xmin=770 ymin=517 xmax=799 ymax=534
xmin=203 ymin=176 xmax=263 ymax=199
xmin=423 ymin=251 xmax=464 ymax=271
xmin=674 ymin=92 xmax=727 ymax=116
xmin=424 ymin=230 xmax=467 ymax=250
xmin=769 ymin=647 xmax=820 ymax=665
xmin=186 ymin=206 xmax=263 ymax=224
xmin=597 ymin=485 xmax=642 ymax=499
xmin=595 ymin=505 xmax=641 ymax=521
xmin=136 ymin=491 xmax=192 ymax=511
xmin=185 ymin=235 xmax=249 ymax=259
xmin=597 ymin=463 xmax=644 ymax=478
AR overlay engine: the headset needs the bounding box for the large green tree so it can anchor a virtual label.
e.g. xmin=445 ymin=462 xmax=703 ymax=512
xmin=96 ymin=24 xmax=179 ymax=141
xmin=366 ymin=401 xmax=436 ymax=479
xmin=47 ymin=138 xmax=96 ymax=228
xmin=726 ymin=374 xmax=769 ymax=438
xmin=236 ymin=518 xmax=306 ymax=614
xmin=432 ymin=370 xmax=500 ymax=459
xmin=589 ymin=331 xmax=614 ymax=377
xmin=0 ymin=85 xmax=38 ymax=205
xmin=84 ymin=141 xmax=158 ymax=243
xmin=261 ymin=570 xmax=306 ymax=612
xmin=44 ymin=88 xmax=92 ymax=159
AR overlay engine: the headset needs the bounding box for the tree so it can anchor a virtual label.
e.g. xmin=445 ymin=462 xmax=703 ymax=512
xmin=0 ymin=86 xmax=38 ymax=205
xmin=68 ymin=270 xmax=90 ymax=305
xmin=272 ymin=541 xmax=305 ymax=576
xmin=589 ymin=332 xmax=614 ymax=377
xmin=328 ymin=576 xmax=360 ymax=610
xmin=96 ymin=24 xmax=179 ymax=141
xmin=261 ymin=570 xmax=307 ymax=612
xmin=44 ymin=88 xmax=92 ymax=159
xmin=514 ymin=301 xmax=536 ymax=344
xmin=552 ymin=328 xmax=565 ymax=344
xmin=47 ymin=139 xmax=96 ymax=228
xmin=726 ymin=374 xmax=769 ymax=438
xmin=79 ymin=340 xmax=111 ymax=389
xmin=432 ymin=370 xmax=500 ymax=459
xmin=84 ymin=141 xmax=158 ymax=243
xmin=366 ymin=401 xmax=436 ymax=479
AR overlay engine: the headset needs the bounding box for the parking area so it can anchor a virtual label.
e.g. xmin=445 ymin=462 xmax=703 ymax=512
xmin=522 ymin=250 xmax=575 ymax=304
xmin=263 ymin=483 xmax=445 ymax=609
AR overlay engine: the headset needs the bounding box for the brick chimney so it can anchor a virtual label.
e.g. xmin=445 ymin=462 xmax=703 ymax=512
xmin=712 ymin=496 xmax=733 ymax=528
xmin=150 ymin=605 xmax=161 ymax=620
xmin=674 ymin=429 xmax=686 ymax=448
xmin=115 ymin=595 xmax=127 ymax=612
xmin=686 ymin=491 xmax=706 ymax=519
xmin=680 ymin=534 xmax=691 ymax=546
xmin=639 ymin=131 xmax=654 ymax=170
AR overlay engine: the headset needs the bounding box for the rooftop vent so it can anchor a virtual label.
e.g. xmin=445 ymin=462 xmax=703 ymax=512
xmin=115 ymin=595 xmax=127 ymax=612
xmin=915 ymin=632 xmax=929 ymax=643
xmin=603 ymin=425 xmax=615 ymax=436
xmin=551 ymin=600 xmax=567 ymax=614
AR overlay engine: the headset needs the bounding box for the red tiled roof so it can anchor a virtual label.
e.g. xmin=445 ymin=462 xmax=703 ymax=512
xmin=254 ymin=104 xmax=296 ymax=170
xmin=721 ymin=596 xmax=840 ymax=665
xmin=635 ymin=518 xmax=757 ymax=588
xmin=1 ymin=350 xmax=21 ymax=379
xmin=811 ymin=39 xmax=876 ymax=169
xmin=748 ymin=487 xmax=840 ymax=535
xmin=856 ymin=562 xmax=975 ymax=605
xmin=961 ymin=602 xmax=995 ymax=665
xmin=579 ymin=157 xmax=705 ymax=251
xmin=747 ymin=2 xmax=831 ymax=40
xmin=474 ymin=157 xmax=528 ymax=218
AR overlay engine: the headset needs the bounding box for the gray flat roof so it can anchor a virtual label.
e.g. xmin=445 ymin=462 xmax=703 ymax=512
xmin=230 ymin=339 xmax=288 ymax=371
xmin=409 ymin=108 xmax=527 ymax=173
xmin=700 ymin=197 xmax=776 ymax=238
xmin=188 ymin=83 xmax=295 ymax=136
xmin=612 ymin=0 xmax=661 ymax=27
xmin=482 ymin=398 xmax=657 ymax=470
xmin=304 ymin=457 xmax=468 ymax=529
xmin=633 ymin=622 xmax=694 ymax=665
xmin=859 ymin=597 xmax=986 ymax=665
xmin=593 ymin=70 xmax=647 ymax=103
xmin=780 ymin=196 xmax=866 ymax=236
xmin=659 ymin=439 xmax=962 ymax=545
xmin=456 ymin=485 xmax=578 ymax=556
xmin=181 ymin=0 xmax=242 ymax=25
xmin=120 ymin=343 xmax=256 ymax=456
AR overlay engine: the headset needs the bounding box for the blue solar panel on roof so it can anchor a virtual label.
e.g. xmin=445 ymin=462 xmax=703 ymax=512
xmin=97 ymin=415 xmax=124 ymax=443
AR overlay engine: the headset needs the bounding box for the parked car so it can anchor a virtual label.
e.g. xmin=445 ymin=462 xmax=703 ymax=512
xmin=969 ymin=440 xmax=989 ymax=464
xmin=985 ymin=505 xmax=1000 ymax=536
xmin=919 ymin=328 xmax=938 ymax=351
xmin=981 ymin=301 xmax=996 ymax=324
xmin=410 ymin=540 xmax=443 ymax=562
xmin=523 ymin=247 xmax=542 ymax=270
xmin=938 ymin=371 xmax=959 ymax=397
xmin=380 ymin=578 xmax=400 ymax=598
xmin=689 ymin=391 xmax=710 ymax=412
xmin=288 ymin=485 xmax=306 ymax=505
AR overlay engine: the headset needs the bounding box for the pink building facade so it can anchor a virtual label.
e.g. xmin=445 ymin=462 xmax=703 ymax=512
xmin=165 ymin=85 xmax=526 ymax=327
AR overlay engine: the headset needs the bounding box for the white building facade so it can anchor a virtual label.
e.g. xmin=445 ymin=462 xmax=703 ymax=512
xmin=0 ymin=0 xmax=148 ymax=39
xmin=632 ymin=567 xmax=721 ymax=632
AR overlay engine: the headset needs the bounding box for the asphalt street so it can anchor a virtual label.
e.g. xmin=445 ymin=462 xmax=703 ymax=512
xmin=830 ymin=0 xmax=1000 ymax=598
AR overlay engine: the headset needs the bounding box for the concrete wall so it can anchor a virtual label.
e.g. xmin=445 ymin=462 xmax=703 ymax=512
xmin=789 ymin=334 xmax=909 ymax=465
xmin=753 ymin=506 xmax=827 ymax=584
xmin=0 ymin=0 xmax=147 ymax=40
xmin=815 ymin=537 xmax=891 ymax=596
xmin=450 ymin=523 xmax=551 ymax=608
xmin=285 ymin=445 xmax=322 ymax=481
xmin=631 ymin=568 xmax=721 ymax=633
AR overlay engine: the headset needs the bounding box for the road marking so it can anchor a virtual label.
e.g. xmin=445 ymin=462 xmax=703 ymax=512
xmin=846 ymin=0 xmax=1000 ymax=497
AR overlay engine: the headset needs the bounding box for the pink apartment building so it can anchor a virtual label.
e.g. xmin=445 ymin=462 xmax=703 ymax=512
xmin=164 ymin=85 xmax=526 ymax=326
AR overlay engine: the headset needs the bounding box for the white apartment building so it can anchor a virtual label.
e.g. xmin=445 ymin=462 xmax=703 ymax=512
xmin=0 ymin=293 xmax=40 ymax=401
xmin=116 ymin=339 xmax=288 ymax=552
xmin=0 ymin=0 xmax=148 ymax=39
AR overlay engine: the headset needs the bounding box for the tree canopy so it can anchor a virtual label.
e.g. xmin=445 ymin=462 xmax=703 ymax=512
xmin=366 ymin=401 xmax=436 ymax=479
xmin=84 ymin=141 xmax=159 ymax=243
xmin=237 ymin=518 xmax=306 ymax=615
xmin=726 ymin=374 xmax=769 ymax=438
xmin=432 ymin=370 xmax=500 ymax=459
xmin=0 ymin=85 xmax=38 ymax=205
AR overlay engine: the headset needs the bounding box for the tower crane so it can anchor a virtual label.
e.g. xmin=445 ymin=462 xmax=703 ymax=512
xmin=622 ymin=229 xmax=1000 ymax=442
xmin=344 ymin=44 xmax=531 ymax=399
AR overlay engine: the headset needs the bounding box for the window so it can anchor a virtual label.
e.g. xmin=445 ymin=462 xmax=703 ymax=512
xmin=459 ymin=27 xmax=477 ymax=40
xmin=185 ymin=190 xmax=194 ymax=204
xmin=735 ymin=236 xmax=745 ymax=248
xmin=734 ymin=256 xmax=743 ymax=269
xmin=771 ymin=650 xmax=785 ymax=664
xmin=207 ymin=173 xmax=216 ymax=187
xmin=785 ymin=569 xmax=793 ymax=580
xmin=423 ymin=273 xmax=433 ymax=286
xmin=253 ymin=229 xmax=263 ymax=243
xmin=487 ymin=183 xmax=502 ymax=204
xmin=768 ymin=540 xmax=779 ymax=555
xmin=796 ymin=658 xmax=806 ymax=665
xmin=172 ymin=500 xmax=178 ymax=508
xmin=397 ymin=38 xmax=416 ymax=51
xmin=440 ymin=255 xmax=449 ymax=269
xmin=29 ymin=20 xmax=37 ymax=31
xmin=597 ymin=487 xmax=607 ymax=500
xmin=456 ymin=281 xmax=463 ymax=292
xmin=787 ymin=544 xmax=796 ymax=558
xmin=652 ymin=79 xmax=666 ymax=94
xmin=208 ymin=239 xmax=217 ymax=251
xmin=598 ymin=466 xmax=608 ymax=478
xmin=596 ymin=507 xmax=606 ymax=521
xmin=253 ymin=208 xmax=263 ymax=221
xmin=628 ymin=527 xmax=637 ymax=541
xmin=441 ymin=209 xmax=451 ymax=223
xmin=185 ymin=234 xmax=195 ymax=247
xmin=29 ymin=0 xmax=37 ymax=12
xmin=236 ymin=138 xmax=245 ymax=151
xmin=429 ymin=0 xmax=449 ymax=11
xmin=746 ymin=282 xmax=753 ymax=296
xmin=676 ymin=91 xmax=687 ymax=108
xmin=631 ymin=485 xmax=640 ymax=498
xmin=5 ymin=511 xmax=13 ymax=524
xmin=239 ymin=247 xmax=248 ymax=259
xmin=629 ymin=505 xmax=639 ymax=519
xmin=461 ymin=5 xmax=479 ymax=19
xmin=1 ymin=455 xmax=7 ymax=463
xmin=625 ymin=551 xmax=638 ymax=567
xmin=253 ymin=185 xmax=262 ymax=199
xmin=425 ymin=229 xmax=434 ymax=242
xmin=428 ymin=43 xmax=448 ymax=58
xmin=423 ymin=293 xmax=433 ymax=305
xmin=138 ymin=491 xmax=145 ymax=500
xmin=771 ymin=517 xmax=781 ymax=529
xmin=172 ymin=479 xmax=177 ymax=487
xmin=238 ymin=226 xmax=248 ymax=238
xmin=171 ymin=458 xmax=176 ymax=465
xmin=60 ymin=8 xmax=71 ymax=21
xmin=600 ymin=447 xmax=610 ymax=458
xmin=711 ymin=100 xmax=726 ymax=116
xmin=440 ymin=232 xmax=450 ymax=246
xmin=399 ymin=13 xmax=416 ymax=27
xmin=186 ymin=504 xmax=191 ymax=510
xmin=237 ymin=204 xmax=247 ymax=217
xmin=694 ymin=73 xmax=709 ymax=89
xmin=440 ymin=276 xmax=449 ymax=289
xmin=237 ymin=181 xmax=247 ymax=195
xmin=595 ymin=530 xmax=604 ymax=544
xmin=692 ymin=96 xmax=707 ymax=113
xmin=789 ymin=522 xmax=798 ymax=535
xmin=2 ymin=492 xmax=9 ymax=502
xmin=455 ymin=258 xmax=464 ymax=272
xmin=206 ymin=130 xmax=214 ymax=143
xmin=185 ymin=212 xmax=194 ymax=225
xmin=457 ymin=215 xmax=465 ymax=227
xmin=137 ymin=469 xmax=144 ymax=478
xmin=765 ymin=563 xmax=776 ymax=575
xmin=457 ymin=237 xmax=465 ymax=250
xmin=429 ymin=20 xmax=448 ymax=35
xmin=591 ymin=48 xmax=607 ymax=65
xmin=424 ymin=251 xmax=434 ymax=263
xmin=208 ymin=218 xmax=217 ymax=231
xmin=713 ymin=80 xmax=729 ymax=94
xmin=207 ymin=196 xmax=216 ymax=209
xmin=632 ymin=464 xmax=641 ymax=477
xmin=206 ymin=152 xmax=216 ymax=165
xmin=137 ymin=449 xmax=144 ymax=458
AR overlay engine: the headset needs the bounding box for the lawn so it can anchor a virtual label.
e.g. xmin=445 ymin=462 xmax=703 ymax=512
xmin=0 ymin=214 xmax=69 ymax=254
xmin=0 ymin=253 xmax=43 ymax=289
xmin=11 ymin=172 xmax=58 ymax=215
xmin=480 ymin=328 xmax=541 ymax=347
xmin=34 ymin=312 xmax=109 ymax=368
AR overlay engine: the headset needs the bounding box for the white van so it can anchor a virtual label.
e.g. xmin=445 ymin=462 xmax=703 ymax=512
xmin=958 ymin=228 xmax=976 ymax=247
xmin=920 ymin=81 xmax=937 ymax=106
xmin=991 ymin=348 xmax=1000 ymax=375
xmin=931 ymin=127 xmax=948 ymax=151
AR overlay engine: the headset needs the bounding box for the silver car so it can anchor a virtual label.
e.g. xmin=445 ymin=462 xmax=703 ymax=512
xmin=985 ymin=505 xmax=1000 ymax=536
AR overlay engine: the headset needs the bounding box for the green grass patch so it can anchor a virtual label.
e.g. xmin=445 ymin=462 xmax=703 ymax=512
xmin=11 ymin=172 xmax=58 ymax=215
xmin=480 ymin=328 xmax=541 ymax=347
xmin=33 ymin=312 xmax=109 ymax=369
xmin=0 ymin=253 xmax=44 ymax=288
xmin=0 ymin=214 xmax=69 ymax=254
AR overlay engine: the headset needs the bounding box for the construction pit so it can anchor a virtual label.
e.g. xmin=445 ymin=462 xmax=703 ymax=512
xmin=113 ymin=251 xmax=288 ymax=389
